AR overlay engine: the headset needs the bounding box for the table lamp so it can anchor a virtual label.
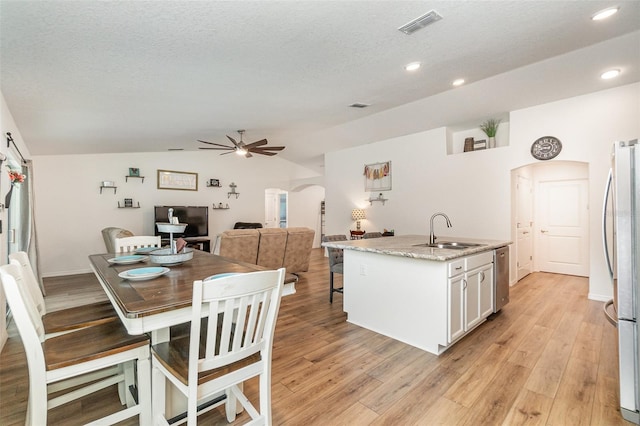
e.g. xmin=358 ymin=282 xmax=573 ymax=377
xmin=351 ymin=208 xmax=366 ymax=231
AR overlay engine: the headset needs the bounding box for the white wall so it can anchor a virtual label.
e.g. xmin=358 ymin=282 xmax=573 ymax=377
xmin=32 ymin=150 xmax=323 ymax=276
xmin=325 ymin=83 xmax=640 ymax=300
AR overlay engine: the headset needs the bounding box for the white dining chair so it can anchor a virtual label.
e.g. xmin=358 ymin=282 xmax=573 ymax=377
xmin=150 ymin=268 xmax=286 ymax=425
xmin=9 ymin=251 xmax=118 ymax=337
xmin=0 ymin=263 xmax=152 ymax=425
xmin=114 ymin=235 xmax=162 ymax=253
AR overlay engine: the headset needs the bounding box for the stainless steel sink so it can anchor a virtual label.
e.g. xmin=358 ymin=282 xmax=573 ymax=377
xmin=412 ymin=241 xmax=487 ymax=249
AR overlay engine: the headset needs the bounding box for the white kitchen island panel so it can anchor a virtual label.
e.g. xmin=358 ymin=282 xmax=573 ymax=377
xmin=343 ymin=249 xmax=450 ymax=354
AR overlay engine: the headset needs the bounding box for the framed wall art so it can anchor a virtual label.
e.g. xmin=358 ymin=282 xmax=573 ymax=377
xmin=157 ymin=169 xmax=198 ymax=191
xmin=364 ymin=161 xmax=391 ymax=191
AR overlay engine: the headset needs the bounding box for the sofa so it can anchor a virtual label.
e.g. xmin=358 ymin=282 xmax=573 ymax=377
xmin=218 ymin=227 xmax=315 ymax=274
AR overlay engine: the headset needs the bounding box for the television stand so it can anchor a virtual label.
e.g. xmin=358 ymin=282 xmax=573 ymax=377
xmin=161 ymin=237 xmax=210 ymax=253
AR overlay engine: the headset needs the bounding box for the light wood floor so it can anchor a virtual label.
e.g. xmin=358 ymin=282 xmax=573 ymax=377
xmin=0 ymin=248 xmax=632 ymax=425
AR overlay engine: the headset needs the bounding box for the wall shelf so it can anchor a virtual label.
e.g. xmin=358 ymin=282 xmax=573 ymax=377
xmin=100 ymin=185 xmax=117 ymax=194
xmin=212 ymin=204 xmax=230 ymax=210
xmin=118 ymin=201 xmax=140 ymax=208
xmin=368 ymin=193 xmax=388 ymax=205
xmin=125 ymin=175 xmax=145 ymax=183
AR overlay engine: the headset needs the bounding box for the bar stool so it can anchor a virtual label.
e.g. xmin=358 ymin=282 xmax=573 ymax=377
xmin=322 ymin=234 xmax=347 ymax=303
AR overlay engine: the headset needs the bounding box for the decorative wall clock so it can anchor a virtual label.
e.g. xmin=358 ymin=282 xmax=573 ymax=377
xmin=531 ymin=136 xmax=562 ymax=160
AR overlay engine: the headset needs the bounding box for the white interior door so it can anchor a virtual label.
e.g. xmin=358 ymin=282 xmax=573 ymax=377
xmin=536 ymin=179 xmax=589 ymax=276
xmin=264 ymin=188 xmax=288 ymax=228
xmin=265 ymin=190 xmax=278 ymax=228
xmin=516 ymin=174 xmax=533 ymax=280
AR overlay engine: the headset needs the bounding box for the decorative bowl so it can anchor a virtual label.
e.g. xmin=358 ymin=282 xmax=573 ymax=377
xmin=148 ymin=248 xmax=194 ymax=265
xmin=156 ymin=222 xmax=188 ymax=233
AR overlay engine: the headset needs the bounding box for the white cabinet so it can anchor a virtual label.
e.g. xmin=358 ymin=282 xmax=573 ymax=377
xmin=447 ymin=251 xmax=494 ymax=344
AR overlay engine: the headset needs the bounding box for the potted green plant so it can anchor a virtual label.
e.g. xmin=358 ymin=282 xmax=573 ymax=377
xmin=480 ymin=118 xmax=501 ymax=148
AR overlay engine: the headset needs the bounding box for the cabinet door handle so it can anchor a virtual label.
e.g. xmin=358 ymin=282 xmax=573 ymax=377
xmin=541 ymin=229 xmax=549 ymax=233
xmin=463 ymin=278 xmax=467 ymax=290
xmin=480 ymin=271 xmax=485 ymax=283
xmin=455 ymin=266 xmax=463 ymax=271
xmin=522 ymin=231 xmax=529 ymax=235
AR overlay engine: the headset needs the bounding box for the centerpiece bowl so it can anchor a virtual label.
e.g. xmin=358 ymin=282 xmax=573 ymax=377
xmin=148 ymin=247 xmax=194 ymax=266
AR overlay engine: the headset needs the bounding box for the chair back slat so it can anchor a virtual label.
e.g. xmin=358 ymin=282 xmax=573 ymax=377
xmin=114 ymin=235 xmax=161 ymax=253
xmin=193 ymin=269 xmax=284 ymax=374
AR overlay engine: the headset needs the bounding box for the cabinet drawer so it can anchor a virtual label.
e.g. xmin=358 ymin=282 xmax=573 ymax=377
xmin=465 ymin=251 xmax=494 ymax=270
xmin=448 ymin=259 xmax=465 ymax=277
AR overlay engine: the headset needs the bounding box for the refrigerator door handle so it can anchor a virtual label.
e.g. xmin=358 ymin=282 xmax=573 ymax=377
xmin=602 ymin=168 xmax=614 ymax=279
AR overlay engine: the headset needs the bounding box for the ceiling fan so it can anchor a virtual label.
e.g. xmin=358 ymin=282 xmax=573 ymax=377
xmin=197 ymin=130 xmax=285 ymax=158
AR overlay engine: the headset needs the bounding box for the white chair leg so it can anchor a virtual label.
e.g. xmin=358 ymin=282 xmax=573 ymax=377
xmin=225 ymin=387 xmax=237 ymax=422
xmin=151 ymin=364 xmax=167 ymax=424
xmin=137 ymin=356 xmax=152 ymax=426
xmin=124 ymin=360 xmax=136 ymax=407
xmin=260 ymin=371 xmax=272 ymax=424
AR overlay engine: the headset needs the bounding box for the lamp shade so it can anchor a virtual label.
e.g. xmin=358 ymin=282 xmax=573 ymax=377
xmin=351 ymin=209 xmax=366 ymax=221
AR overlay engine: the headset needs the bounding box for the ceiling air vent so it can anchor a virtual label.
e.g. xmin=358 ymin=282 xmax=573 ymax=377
xmin=398 ymin=10 xmax=443 ymax=35
xmin=349 ymin=103 xmax=370 ymax=109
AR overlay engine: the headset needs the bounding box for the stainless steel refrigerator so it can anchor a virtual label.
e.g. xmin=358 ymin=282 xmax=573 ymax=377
xmin=603 ymin=139 xmax=639 ymax=424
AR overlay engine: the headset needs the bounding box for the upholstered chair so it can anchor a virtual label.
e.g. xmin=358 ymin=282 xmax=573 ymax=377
xmin=322 ymin=234 xmax=347 ymax=303
xmin=101 ymin=227 xmax=134 ymax=253
xmin=362 ymin=232 xmax=383 ymax=239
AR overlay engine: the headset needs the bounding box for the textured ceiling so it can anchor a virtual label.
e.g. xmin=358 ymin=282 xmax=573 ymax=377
xmin=1 ymin=1 xmax=639 ymax=172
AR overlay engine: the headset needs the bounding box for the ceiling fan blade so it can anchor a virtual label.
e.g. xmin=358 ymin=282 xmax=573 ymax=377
xmin=197 ymin=139 xmax=233 ymax=148
xmin=252 ymin=146 xmax=285 ymax=152
xmin=198 ymin=147 xmax=234 ymax=150
xmin=243 ymin=139 xmax=268 ymax=149
xmin=226 ymin=135 xmax=242 ymax=149
xmin=220 ymin=151 xmax=235 ymax=156
xmin=251 ymin=150 xmax=278 ymax=156
xmin=245 ymin=152 xmax=253 ymax=158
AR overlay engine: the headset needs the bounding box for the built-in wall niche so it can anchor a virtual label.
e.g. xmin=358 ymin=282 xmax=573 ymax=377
xmin=446 ymin=114 xmax=510 ymax=155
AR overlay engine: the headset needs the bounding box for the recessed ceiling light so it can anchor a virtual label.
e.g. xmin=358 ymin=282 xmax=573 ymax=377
xmin=452 ymin=78 xmax=465 ymax=87
xmin=592 ymin=7 xmax=619 ymax=21
xmin=601 ymin=69 xmax=621 ymax=79
xmin=405 ymin=62 xmax=421 ymax=71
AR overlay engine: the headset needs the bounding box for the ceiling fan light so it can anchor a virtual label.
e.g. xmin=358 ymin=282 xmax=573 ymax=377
xmin=601 ymin=69 xmax=620 ymax=80
xmin=592 ymin=7 xmax=619 ymax=21
xmin=236 ymin=148 xmax=248 ymax=156
xmin=405 ymin=62 xmax=421 ymax=71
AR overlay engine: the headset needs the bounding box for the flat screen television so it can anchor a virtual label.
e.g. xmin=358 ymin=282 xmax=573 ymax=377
xmin=154 ymin=206 xmax=209 ymax=238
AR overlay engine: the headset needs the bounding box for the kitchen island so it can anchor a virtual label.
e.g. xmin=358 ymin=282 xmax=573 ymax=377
xmin=322 ymin=235 xmax=511 ymax=355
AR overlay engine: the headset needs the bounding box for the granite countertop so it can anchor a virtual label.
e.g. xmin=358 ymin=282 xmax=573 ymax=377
xmin=322 ymin=234 xmax=512 ymax=262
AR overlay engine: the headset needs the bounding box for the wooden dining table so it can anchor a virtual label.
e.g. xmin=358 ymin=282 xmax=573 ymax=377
xmin=90 ymin=249 xmax=297 ymax=419
xmin=89 ymin=249 xmax=297 ymax=343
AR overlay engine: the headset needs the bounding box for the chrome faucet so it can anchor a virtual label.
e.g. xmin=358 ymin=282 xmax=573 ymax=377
xmin=429 ymin=212 xmax=452 ymax=244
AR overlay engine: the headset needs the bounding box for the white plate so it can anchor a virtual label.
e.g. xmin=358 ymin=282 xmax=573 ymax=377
xmin=118 ymin=267 xmax=170 ymax=281
xmin=107 ymin=255 xmax=148 ymax=265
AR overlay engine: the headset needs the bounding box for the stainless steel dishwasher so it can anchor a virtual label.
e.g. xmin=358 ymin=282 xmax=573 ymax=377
xmin=494 ymin=246 xmax=510 ymax=312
